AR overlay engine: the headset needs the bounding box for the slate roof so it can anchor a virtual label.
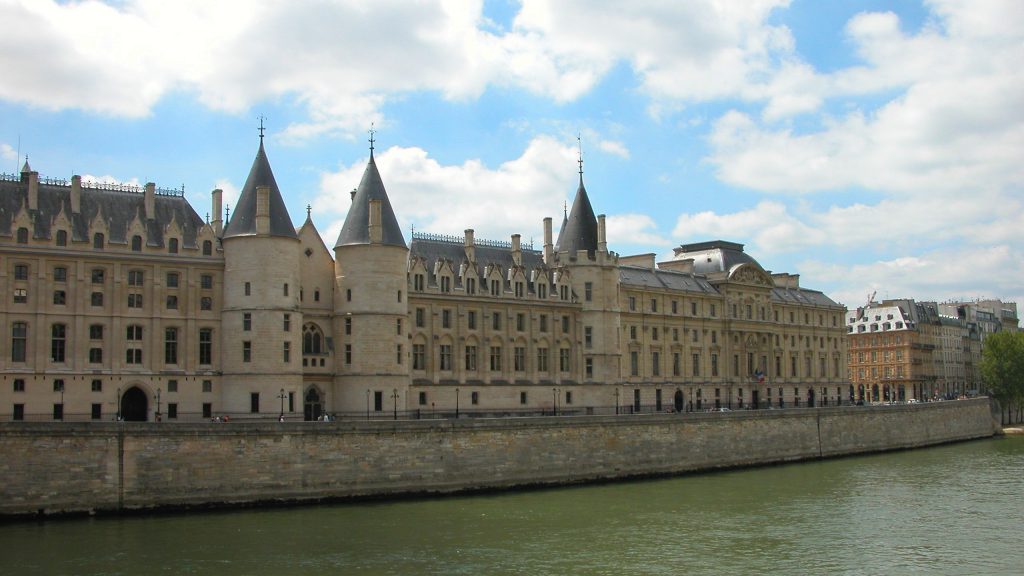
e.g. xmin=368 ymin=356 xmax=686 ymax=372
xmin=672 ymin=240 xmax=764 ymax=275
xmin=410 ymin=236 xmax=545 ymax=289
xmin=771 ymin=287 xmax=841 ymax=308
xmin=619 ymin=266 xmax=719 ymax=294
xmin=0 ymin=173 xmax=205 ymax=248
xmin=222 ymin=140 xmax=297 ymax=240
xmin=555 ymin=177 xmax=598 ymax=257
xmin=335 ymin=152 xmax=406 ymax=249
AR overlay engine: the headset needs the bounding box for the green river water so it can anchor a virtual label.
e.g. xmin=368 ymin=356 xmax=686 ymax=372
xmin=2 ymin=436 xmax=1022 ymax=575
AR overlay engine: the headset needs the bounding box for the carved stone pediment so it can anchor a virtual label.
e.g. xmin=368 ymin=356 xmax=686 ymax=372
xmin=729 ymin=264 xmax=774 ymax=287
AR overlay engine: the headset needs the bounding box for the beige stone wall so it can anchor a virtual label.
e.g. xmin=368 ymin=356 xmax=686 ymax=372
xmin=0 ymin=398 xmax=997 ymax=516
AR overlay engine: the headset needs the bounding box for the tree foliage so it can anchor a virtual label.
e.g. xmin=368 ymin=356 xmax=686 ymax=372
xmin=980 ymin=331 xmax=1024 ymax=407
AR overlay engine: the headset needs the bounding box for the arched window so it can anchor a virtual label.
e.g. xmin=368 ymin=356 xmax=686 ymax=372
xmin=56 ymin=230 xmax=67 ymax=246
xmin=131 ymin=235 xmax=142 ymax=251
xmin=202 ymin=240 xmax=212 ymax=256
xmin=16 ymin=227 xmax=28 ymax=243
xmin=168 ymin=238 xmax=178 ymax=254
xmin=303 ymin=323 xmax=324 ymax=355
xmin=93 ymin=232 xmax=104 ymax=249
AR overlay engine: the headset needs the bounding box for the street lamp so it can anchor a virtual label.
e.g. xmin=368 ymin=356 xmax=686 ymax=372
xmin=392 ymin=388 xmax=398 ymax=420
xmin=278 ymin=388 xmax=286 ymax=421
xmin=58 ymin=381 xmax=65 ymax=421
xmin=455 ymin=388 xmax=460 ymax=418
xmin=155 ymin=387 xmax=161 ymax=422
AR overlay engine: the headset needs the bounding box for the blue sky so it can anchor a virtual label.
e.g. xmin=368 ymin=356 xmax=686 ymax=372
xmin=1 ymin=0 xmax=1022 ymax=314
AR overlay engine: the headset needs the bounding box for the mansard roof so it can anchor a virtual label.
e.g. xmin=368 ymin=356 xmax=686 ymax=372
xmin=335 ymin=152 xmax=406 ymax=249
xmin=222 ymin=140 xmax=297 ymax=240
xmin=619 ymin=266 xmax=719 ymax=294
xmin=555 ymin=177 xmax=598 ymax=257
xmin=409 ymin=234 xmax=545 ymax=289
xmin=771 ymin=286 xmax=841 ymax=308
xmin=0 ymin=175 xmax=205 ymax=248
xmin=672 ymin=240 xmax=764 ymax=276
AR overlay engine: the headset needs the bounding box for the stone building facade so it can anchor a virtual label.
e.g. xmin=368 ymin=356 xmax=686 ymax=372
xmin=1 ymin=139 xmax=849 ymax=421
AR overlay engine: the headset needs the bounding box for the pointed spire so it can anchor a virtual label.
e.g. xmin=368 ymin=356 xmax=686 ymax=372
xmin=221 ymin=137 xmax=298 ymax=239
xmin=20 ymin=155 xmax=31 ymax=174
xmin=335 ymin=132 xmax=406 ymax=249
xmin=555 ymin=154 xmax=598 ymax=257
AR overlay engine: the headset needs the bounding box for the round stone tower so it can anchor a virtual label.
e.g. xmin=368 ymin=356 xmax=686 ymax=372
xmin=333 ymin=145 xmax=410 ymax=415
xmin=220 ymin=138 xmax=303 ymax=418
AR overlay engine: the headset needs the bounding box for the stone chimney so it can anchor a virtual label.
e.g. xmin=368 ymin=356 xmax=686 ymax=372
xmin=144 ymin=182 xmax=156 ymax=219
xmin=511 ymin=234 xmax=522 ymax=266
xmin=27 ymin=170 xmax=38 ymax=211
xmin=70 ymin=175 xmax=81 ymax=214
xmin=368 ymin=199 xmax=382 ymax=243
xmin=597 ymin=214 xmax=607 ymax=254
xmin=464 ymin=229 xmax=475 ymax=263
xmin=255 ymin=185 xmax=270 ymax=234
xmin=211 ymin=189 xmax=223 ymax=235
xmin=543 ymin=217 xmax=553 ymax=265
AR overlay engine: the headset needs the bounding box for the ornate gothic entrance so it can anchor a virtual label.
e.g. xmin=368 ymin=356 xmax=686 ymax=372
xmin=121 ymin=387 xmax=148 ymax=421
xmin=304 ymin=388 xmax=324 ymax=421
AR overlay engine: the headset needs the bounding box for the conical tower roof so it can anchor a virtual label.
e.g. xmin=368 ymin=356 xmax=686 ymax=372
xmin=334 ymin=151 xmax=406 ymax=249
xmin=556 ymin=176 xmax=598 ymax=256
xmin=222 ymin=140 xmax=298 ymax=240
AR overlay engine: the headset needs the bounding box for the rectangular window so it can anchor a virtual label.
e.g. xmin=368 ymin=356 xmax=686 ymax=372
xmin=54 ymin=266 xmax=67 ymax=282
xmin=537 ymin=347 xmax=548 ymax=372
xmin=559 ymin=348 xmax=571 ymax=372
xmin=374 ymin=391 xmax=383 ymax=412
xmin=692 ymin=354 xmax=700 ymax=376
xmin=345 ymin=317 xmax=352 ymax=335
xmin=585 ymin=326 xmax=593 ymax=348
xmin=245 ymin=282 xmax=251 ymax=296
xmin=419 ymin=391 xmax=427 ymax=406
xmin=413 ymin=344 xmax=425 ymax=370
xmin=415 ymin=308 xmax=425 ymax=328
xmin=90 ymin=324 xmax=104 ymax=340
xmin=91 ymin=292 xmax=104 ymax=307
xmin=13 ymin=379 xmax=26 ymax=392
xmin=520 ymin=391 xmax=527 ymax=405
xmin=489 ymin=346 xmax=502 ymax=371
xmin=284 ymin=341 xmax=291 ymax=363
xmin=168 ymin=403 xmax=178 ymax=419
xmin=492 ymin=312 xmax=501 ymax=330
xmin=397 ymin=344 xmax=403 ymax=364
xmin=128 ymin=293 xmax=143 ymax=308
xmin=584 ymin=282 xmax=593 ymax=301
xmin=250 ymin=392 xmax=260 ymax=413
xmin=91 ymin=403 xmax=102 ymax=420
xmin=628 ymin=296 xmax=636 ymax=311
xmin=652 ymin=351 xmax=660 ymax=376
xmin=630 ymin=351 xmax=639 ymax=376
xmin=202 ymin=380 xmax=213 ymax=393
xmin=199 ymin=328 xmax=213 ymax=365
xmin=203 ymin=403 xmax=212 ymax=418
xmin=539 ymin=314 xmax=548 ymax=332
xmin=284 ymin=314 xmax=291 ymax=332
xmin=440 ymin=344 xmax=452 ymax=370
xmin=514 ymin=346 xmax=525 ymax=372
xmin=166 ymin=272 xmax=179 ymax=288
xmin=711 ymin=354 xmax=719 ymax=377
xmin=561 ymin=316 xmax=570 ymax=333
xmin=243 ymin=341 xmax=252 ymax=362
xmin=243 ymin=313 xmax=252 ymax=331
xmin=201 ymin=274 xmax=213 ymax=289
xmin=673 ymin=353 xmax=680 ymax=376
xmin=91 ymin=268 xmax=104 ymax=284
xmin=585 ymin=357 xmax=593 ymax=378
xmin=465 ymin=345 xmax=477 ymax=371
xmin=467 ymin=310 xmax=476 ymax=330
xmin=442 ymin=309 xmax=451 ymax=329
xmin=283 ymin=283 xmax=289 ymax=296
xmin=166 ymin=295 xmax=178 ymax=310
xmin=13 ymin=288 xmax=27 ymax=303
xmin=651 ymin=299 xmax=658 ymax=312
xmin=345 ymin=344 xmax=352 ymax=365
xmin=128 ymin=270 xmax=144 ymax=286
xmin=51 ymin=324 xmax=66 ymax=362
xmin=516 ymin=313 xmax=525 ymax=331
xmin=164 ymin=328 xmax=178 ymax=364
xmin=13 ymin=404 xmax=24 ymax=421
xmin=167 ymin=379 xmax=177 ymax=393
xmin=89 ymin=347 xmax=103 ymax=363
xmin=471 ymin=391 xmax=479 ymax=405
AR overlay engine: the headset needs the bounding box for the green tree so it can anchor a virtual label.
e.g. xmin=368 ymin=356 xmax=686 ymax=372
xmin=980 ymin=331 xmax=1024 ymax=424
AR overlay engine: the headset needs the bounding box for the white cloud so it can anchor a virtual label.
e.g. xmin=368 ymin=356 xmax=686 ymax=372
xmin=1 ymin=143 xmax=16 ymax=162
xmin=598 ymin=140 xmax=630 ymax=160
xmin=606 ymin=213 xmax=671 ymax=252
xmin=315 ymin=135 xmax=581 ymax=247
xmin=213 ymin=178 xmax=240 ymax=216
xmin=802 ymin=244 xmax=1024 ymax=310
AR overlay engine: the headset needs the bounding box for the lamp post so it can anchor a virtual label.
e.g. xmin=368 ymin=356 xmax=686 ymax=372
xmin=278 ymin=388 xmax=286 ymax=421
xmin=155 ymin=387 xmax=161 ymax=422
xmin=366 ymin=389 xmax=370 ymax=420
xmin=455 ymin=388 xmax=460 ymax=419
xmin=392 ymin=388 xmax=398 ymax=421
xmin=58 ymin=381 xmax=65 ymax=421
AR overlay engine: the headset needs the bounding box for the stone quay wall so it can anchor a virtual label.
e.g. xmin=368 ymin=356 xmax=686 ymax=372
xmin=0 ymin=398 xmax=999 ymax=517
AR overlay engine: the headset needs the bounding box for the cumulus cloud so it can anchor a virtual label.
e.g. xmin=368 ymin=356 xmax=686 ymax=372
xmin=1 ymin=143 xmax=16 ymax=162
xmin=315 ymin=135 xmax=582 ymax=247
xmin=802 ymin=244 xmax=1024 ymax=311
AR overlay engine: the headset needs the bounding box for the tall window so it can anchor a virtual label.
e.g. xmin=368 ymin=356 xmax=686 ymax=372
xmin=51 ymin=324 xmax=66 ymax=362
xmin=93 ymin=232 xmax=104 ymax=249
xmin=199 ymin=328 xmax=213 ymax=365
xmin=489 ymin=346 xmax=502 ymax=371
xmin=202 ymin=240 xmax=212 ymax=256
xmin=56 ymin=230 xmax=67 ymax=246
xmin=465 ymin=345 xmax=477 ymax=371
xmin=559 ymin=347 xmax=571 ymax=372
xmin=439 ymin=344 xmax=452 ymax=370
xmin=243 ymin=313 xmax=252 ymax=331
xmin=11 ymin=322 xmax=27 ymax=362
xmin=243 ymin=341 xmax=252 ymax=362
xmin=128 ymin=270 xmax=144 ymax=286
xmin=413 ymin=344 xmax=426 ymax=370
xmin=16 ymin=227 xmax=28 ymax=243
xmin=14 ymin=264 xmax=28 ymax=280
xmin=302 ymin=324 xmax=323 ymax=355
xmin=514 ymin=346 xmax=525 ymax=371
xmin=168 ymin=238 xmax=178 ymax=253
xmin=126 ymin=325 xmax=143 ymax=364
xmin=131 ymin=235 xmax=142 ymax=251
xmin=537 ymin=347 xmax=548 ymax=372
xmin=164 ymin=328 xmax=178 ymax=364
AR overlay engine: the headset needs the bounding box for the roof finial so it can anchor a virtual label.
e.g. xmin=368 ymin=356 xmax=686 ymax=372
xmin=225 ymin=203 xmax=231 ymax=222
xmin=368 ymin=122 xmax=376 ymax=156
xmin=306 ymin=204 xmax=312 ymax=219
xmin=258 ymin=115 xmax=266 ymax=141
xmin=577 ymin=133 xmax=583 ymax=180
xmin=563 ymin=200 xmax=568 ymax=219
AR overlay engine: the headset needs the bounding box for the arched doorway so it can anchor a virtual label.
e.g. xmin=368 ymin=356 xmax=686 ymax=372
xmin=304 ymin=388 xmax=323 ymax=421
xmin=871 ymin=384 xmax=880 ymax=402
xmin=121 ymin=387 xmax=148 ymax=421
xmin=674 ymin=389 xmax=684 ymax=412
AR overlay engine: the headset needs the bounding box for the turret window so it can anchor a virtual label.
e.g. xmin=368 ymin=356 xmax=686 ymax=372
xmin=283 ymin=283 xmax=289 ymax=296
xmin=243 ymin=341 xmax=252 ymax=362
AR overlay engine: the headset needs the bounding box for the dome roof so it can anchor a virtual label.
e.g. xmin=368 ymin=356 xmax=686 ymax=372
xmin=672 ymin=240 xmax=765 ymax=276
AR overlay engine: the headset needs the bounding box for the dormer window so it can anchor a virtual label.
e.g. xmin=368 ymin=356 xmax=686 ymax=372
xmin=537 ymin=283 xmax=547 ymax=299
xmin=56 ymin=230 xmax=67 ymax=246
xmin=131 ymin=235 xmax=142 ymax=251
xmin=413 ymin=274 xmax=425 ymax=291
xmin=93 ymin=233 xmax=104 ymax=249
xmin=16 ymin=227 xmax=28 ymax=243
xmin=466 ymin=277 xmax=476 ymax=295
xmin=202 ymin=240 xmax=212 ymax=256
xmin=491 ymin=279 xmax=500 ymax=296
xmin=514 ymin=281 xmax=524 ymax=298
xmin=168 ymin=238 xmax=178 ymax=254
xmin=440 ymin=276 xmax=451 ymax=293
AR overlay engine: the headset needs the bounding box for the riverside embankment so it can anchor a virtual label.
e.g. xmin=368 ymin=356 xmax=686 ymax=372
xmin=0 ymin=397 xmax=1000 ymax=517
